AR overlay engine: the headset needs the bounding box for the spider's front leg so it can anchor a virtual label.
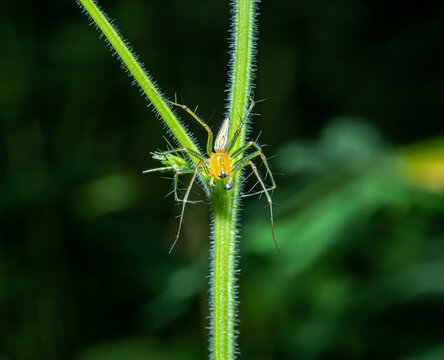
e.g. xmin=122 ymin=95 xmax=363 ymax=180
xmin=223 ymin=177 xmax=233 ymax=190
xmin=159 ymin=96 xmax=214 ymax=157
xmin=161 ymin=147 xmax=206 ymax=162
xmin=225 ymin=96 xmax=257 ymax=153
xmin=208 ymin=176 xmax=216 ymax=188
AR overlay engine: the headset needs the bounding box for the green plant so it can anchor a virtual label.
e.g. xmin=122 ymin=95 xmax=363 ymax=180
xmin=77 ymin=0 xmax=262 ymax=358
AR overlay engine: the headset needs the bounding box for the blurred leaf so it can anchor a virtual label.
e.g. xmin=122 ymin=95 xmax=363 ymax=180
xmin=276 ymin=117 xmax=387 ymax=176
xmin=400 ymin=136 xmax=444 ymax=193
xmin=404 ymin=344 xmax=444 ymax=360
xmin=240 ymin=120 xmax=444 ymax=359
xmin=140 ymin=256 xmax=207 ymax=331
xmin=245 ymin=165 xmax=408 ymax=274
xmin=72 ymin=173 xmax=142 ymax=218
xmin=390 ymin=261 xmax=444 ymax=299
xmin=318 ymin=117 xmax=387 ymax=169
xmin=75 ymin=337 xmax=186 ymax=360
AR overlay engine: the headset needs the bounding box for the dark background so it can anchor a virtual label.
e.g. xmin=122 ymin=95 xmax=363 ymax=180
xmin=1 ymin=0 xmax=444 ymax=359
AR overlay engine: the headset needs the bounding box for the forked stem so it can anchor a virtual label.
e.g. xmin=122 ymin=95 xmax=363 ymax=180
xmin=77 ymin=0 xmax=259 ymax=358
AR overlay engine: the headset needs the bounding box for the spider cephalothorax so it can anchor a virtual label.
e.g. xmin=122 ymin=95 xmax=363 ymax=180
xmin=144 ymin=96 xmax=277 ymax=252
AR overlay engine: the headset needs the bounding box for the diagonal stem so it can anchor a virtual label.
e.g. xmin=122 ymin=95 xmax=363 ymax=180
xmin=77 ymin=0 xmax=201 ymax=162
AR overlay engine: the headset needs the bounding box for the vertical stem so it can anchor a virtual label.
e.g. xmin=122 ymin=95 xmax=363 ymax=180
xmin=212 ymin=196 xmax=237 ymax=359
xmin=211 ymin=1 xmax=257 ymax=359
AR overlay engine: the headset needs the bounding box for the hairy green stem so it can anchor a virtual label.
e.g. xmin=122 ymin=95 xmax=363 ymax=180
xmin=210 ymin=1 xmax=256 ymax=359
xmin=77 ymin=0 xmax=200 ymax=161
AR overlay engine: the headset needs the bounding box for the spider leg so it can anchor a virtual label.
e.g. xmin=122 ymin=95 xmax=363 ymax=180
xmin=226 ymin=96 xmax=256 ymax=153
xmin=223 ymin=176 xmax=233 ymax=190
xmin=231 ymin=149 xmax=278 ymax=251
xmin=172 ymin=169 xmax=202 ymax=203
xmin=169 ymin=161 xmax=203 ymax=254
xmin=161 ymin=147 xmax=211 ymax=175
xmin=208 ymin=176 xmax=216 ymax=188
xmin=231 ymin=143 xmax=276 ymax=192
xmin=161 ymin=147 xmax=206 ymax=163
xmin=142 ymin=166 xmax=175 ymax=174
xmin=157 ymin=94 xmax=214 ymax=156
xmin=144 ymin=166 xmax=199 ymax=202
xmin=249 ymin=160 xmax=278 ymax=251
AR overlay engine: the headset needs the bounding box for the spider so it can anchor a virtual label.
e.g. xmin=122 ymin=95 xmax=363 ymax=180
xmin=144 ymin=96 xmax=278 ymax=253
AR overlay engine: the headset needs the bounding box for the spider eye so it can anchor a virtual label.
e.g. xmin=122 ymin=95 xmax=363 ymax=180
xmin=219 ymin=172 xmax=227 ymax=179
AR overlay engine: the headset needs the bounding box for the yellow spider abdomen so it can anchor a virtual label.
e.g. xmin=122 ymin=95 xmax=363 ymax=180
xmin=209 ymin=152 xmax=231 ymax=180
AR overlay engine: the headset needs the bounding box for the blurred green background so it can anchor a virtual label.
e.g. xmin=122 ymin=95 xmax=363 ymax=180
xmin=1 ymin=0 xmax=444 ymax=359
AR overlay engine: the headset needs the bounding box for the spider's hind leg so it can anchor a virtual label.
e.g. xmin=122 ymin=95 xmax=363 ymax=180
xmin=247 ymin=160 xmax=279 ymax=252
xmin=231 ymin=141 xmax=277 ymax=194
xmin=169 ymin=161 xmax=204 ymax=254
xmin=173 ymin=169 xmax=205 ymax=204
xmin=231 ymin=149 xmax=278 ymax=251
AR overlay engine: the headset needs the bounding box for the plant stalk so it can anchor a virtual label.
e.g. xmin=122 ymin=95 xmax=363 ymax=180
xmin=77 ymin=0 xmax=201 ymax=162
xmin=78 ymin=1 xmax=258 ymax=358
xmin=210 ymin=1 xmax=257 ymax=359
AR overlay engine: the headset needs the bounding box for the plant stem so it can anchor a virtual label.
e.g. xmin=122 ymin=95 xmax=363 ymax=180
xmin=78 ymin=1 xmax=258 ymax=358
xmin=210 ymin=1 xmax=257 ymax=359
xmin=77 ymin=0 xmax=200 ymax=161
